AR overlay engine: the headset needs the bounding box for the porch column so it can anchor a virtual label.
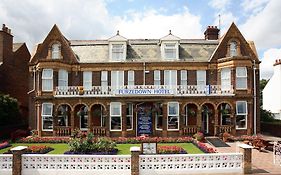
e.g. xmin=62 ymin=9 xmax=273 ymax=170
xmin=231 ymin=111 xmax=236 ymax=135
xmin=88 ymin=110 xmax=92 ymax=132
xmin=197 ymin=108 xmax=202 ymax=132
xmin=36 ymin=102 xmax=42 ymax=137
xmin=105 ymin=104 xmax=110 ymax=137
xmin=122 ymin=103 xmax=127 ymax=137
xmin=214 ymin=110 xmax=219 ymax=136
xmin=52 ymin=114 xmax=58 ymax=136
xmin=179 ymin=103 xmax=185 ymax=136
xmin=162 ymin=103 xmax=168 ymax=137
xmin=70 ymin=111 xmax=75 ymax=133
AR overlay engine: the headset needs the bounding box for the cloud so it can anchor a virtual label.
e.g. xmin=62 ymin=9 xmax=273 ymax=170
xmin=240 ymin=0 xmax=281 ymax=50
xmin=241 ymin=0 xmax=269 ymax=14
xmin=260 ymin=48 xmax=281 ymax=79
xmin=208 ymin=0 xmax=231 ymax=10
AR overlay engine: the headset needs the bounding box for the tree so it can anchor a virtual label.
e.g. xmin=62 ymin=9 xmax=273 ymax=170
xmin=0 ymin=93 xmax=21 ymax=126
xmin=260 ymin=79 xmax=268 ymax=106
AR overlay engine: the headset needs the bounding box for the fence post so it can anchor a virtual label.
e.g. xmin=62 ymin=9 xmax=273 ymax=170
xmin=239 ymin=143 xmax=253 ymax=174
xmin=11 ymin=146 xmax=27 ymax=175
xmin=130 ymin=146 xmax=140 ymax=175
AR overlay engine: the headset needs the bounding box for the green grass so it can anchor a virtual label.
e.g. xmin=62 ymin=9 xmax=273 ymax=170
xmin=0 ymin=143 xmax=203 ymax=155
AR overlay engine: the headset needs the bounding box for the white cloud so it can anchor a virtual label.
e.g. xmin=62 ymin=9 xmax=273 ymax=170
xmin=241 ymin=0 xmax=269 ymax=14
xmin=260 ymin=48 xmax=281 ymax=79
xmin=208 ymin=0 xmax=231 ymax=10
xmin=240 ymin=0 xmax=281 ymax=50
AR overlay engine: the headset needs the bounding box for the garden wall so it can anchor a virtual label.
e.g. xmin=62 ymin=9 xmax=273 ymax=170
xmin=261 ymin=122 xmax=281 ymax=137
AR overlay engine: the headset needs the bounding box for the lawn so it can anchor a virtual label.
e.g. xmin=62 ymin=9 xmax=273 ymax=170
xmin=0 ymin=143 xmax=203 ymax=155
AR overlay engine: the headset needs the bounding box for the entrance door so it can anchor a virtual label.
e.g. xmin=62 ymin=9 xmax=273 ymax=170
xmin=202 ymin=113 xmax=209 ymax=134
xmin=136 ymin=103 xmax=153 ymax=136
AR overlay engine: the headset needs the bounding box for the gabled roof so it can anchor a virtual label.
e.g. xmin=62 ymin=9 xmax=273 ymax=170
xmin=209 ymin=22 xmax=259 ymax=62
xmin=13 ymin=43 xmax=24 ymax=52
xmin=160 ymin=30 xmax=180 ymax=42
xmin=108 ymin=31 xmax=127 ymax=42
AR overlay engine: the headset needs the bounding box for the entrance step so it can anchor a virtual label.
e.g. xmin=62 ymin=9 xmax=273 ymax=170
xmin=205 ymin=137 xmax=230 ymax=147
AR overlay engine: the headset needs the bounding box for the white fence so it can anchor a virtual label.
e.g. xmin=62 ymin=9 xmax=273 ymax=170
xmin=274 ymin=141 xmax=281 ymax=166
xmin=0 ymin=153 xmax=244 ymax=175
xmin=0 ymin=155 xmax=12 ymax=175
xmin=140 ymin=153 xmax=243 ymax=175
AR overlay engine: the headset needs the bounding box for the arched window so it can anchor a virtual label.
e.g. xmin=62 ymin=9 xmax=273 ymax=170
xmin=230 ymin=41 xmax=237 ymax=57
xmin=51 ymin=43 xmax=60 ymax=59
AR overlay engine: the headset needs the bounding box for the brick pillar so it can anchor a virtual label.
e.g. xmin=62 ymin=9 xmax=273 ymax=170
xmin=53 ymin=110 xmax=58 ymax=136
xmin=197 ymin=108 xmax=202 ymax=131
xmin=70 ymin=111 xmax=75 ymax=134
xmin=36 ymin=102 xmax=42 ymax=137
xmin=11 ymin=146 xmax=27 ymax=175
xmin=88 ymin=110 xmax=92 ymax=132
xmin=105 ymin=104 xmax=110 ymax=137
xmin=162 ymin=103 xmax=167 ymax=137
xmin=130 ymin=146 xmax=140 ymax=175
xmin=179 ymin=103 xmax=185 ymax=136
xmin=214 ymin=110 xmax=219 ymax=136
xmin=231 ymin=111 xmax=236 ymax=135
xmin=122 ymin=103 xmax=127 ymax=137
xmin=239 ymin=144 xmax=253 ymax=174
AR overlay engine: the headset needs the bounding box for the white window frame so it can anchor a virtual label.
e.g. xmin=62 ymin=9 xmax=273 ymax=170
xmin=236 ymin=101 xmax=247 ymax=130
xmin=180 ymin=70 xmax=187 ymax=86
xmin=128 ymin=71 xmax=134 ymax=86
xmin=196 ymin=70 xmax=206 ymax=91
xmin=42 ymin=69 xmax=53 ymax=92
xmin=42 ymin=103 xmax=53 ymax=131
xmin=154 ymin=70 xmax=161 ymax=86
xmin=101 ymin=71 xmax=108 ymax=93
xmin=221 ymin=68 xmax=231 ymax=91
xmin=126 ymin=103 xmax=133 ymax=131
xmin=111 ymin=71 xmax=124 ymax=90
xmin=83 ymin=71 xmax=92 ymax=90
xmin=236 ymin=67 xmax=247 ymax=89
xmin=164 ymin=70 xmax=177 ymax=86
xmin=230 ymin=41 xmax=237 ymax=57
xmin=110 ymin=43 xmax=126 ymax=61
xmin=51 ymin=43 xmax=60 ymax=59
xmin=167 ymin=102 xmax=179 ymax=131
xmin=110 ymin=102 xmax=122 ymax=131
xmin=58 ymin=69 xmax=68 ymax=87
xmin=161 ymin=42 xmax=179 ymax=60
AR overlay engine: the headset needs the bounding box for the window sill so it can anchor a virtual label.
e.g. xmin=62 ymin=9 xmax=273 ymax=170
xmin=42 ymin=129 xmax=53 ymax=132
xmin=236 ymin=128 xmax=247 ymax=130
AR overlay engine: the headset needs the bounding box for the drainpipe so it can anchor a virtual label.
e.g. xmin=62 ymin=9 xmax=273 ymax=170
xmin=253 ymin=60 xmax=257 ymax=135
xmin=27 ymin=66 xmax=36 ymax=94
xmin=143 ymin=62 xmax=146 ymax=85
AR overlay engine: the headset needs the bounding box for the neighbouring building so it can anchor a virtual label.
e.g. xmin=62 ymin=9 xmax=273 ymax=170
xmin=0 ymin=24 xmax=30 ymax=123
xmin=29 ymin=23 xmax=260 ymax=137
xmin=263 ymin=59 xmax=281 ymax=120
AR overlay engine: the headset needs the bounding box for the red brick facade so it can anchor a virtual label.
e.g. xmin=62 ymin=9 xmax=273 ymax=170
xmin=29 ymin=23 xmax=260 ymax=137
xmin=0 ymin=24 xmax=30 ymax=123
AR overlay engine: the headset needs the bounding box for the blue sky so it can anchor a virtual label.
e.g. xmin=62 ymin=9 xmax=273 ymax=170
xmin=0 ymin=0 xmax=280 ymax=79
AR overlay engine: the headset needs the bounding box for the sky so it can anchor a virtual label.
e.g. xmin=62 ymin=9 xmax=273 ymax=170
xmin=1 ymin=0 xmax=281 ymax=79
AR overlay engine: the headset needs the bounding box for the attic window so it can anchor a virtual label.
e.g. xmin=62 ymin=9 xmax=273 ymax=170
xmin=230 ymin=41 xmax=237 ymax=57
xmin=111 ymin=44 xmax=125 ymax=61
xmin=52 ymin=43 xmax=61 ymax=59
xmin=164 ymin=43 xmax=177 ymax=59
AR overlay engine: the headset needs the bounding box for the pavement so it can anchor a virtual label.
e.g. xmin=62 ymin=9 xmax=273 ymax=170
xmin=209 ymin=135 xmax=281 ymax=175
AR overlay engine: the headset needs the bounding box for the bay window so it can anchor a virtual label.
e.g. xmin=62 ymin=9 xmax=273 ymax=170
xmin=58 ymin=69 xmax=68 ymax=87
xmin=128 ymin=71 xmax=134 ymax=86
xmin=42 ymin=69 xmax=53 ymax=91
xmin=221 ymin=68 xmax=231 ymax=91
xmin=42 ymin=103 xmax=53 ymax=131
xmin=126 ymin=103 xmax=133 ymax=130
xmin=110 ymin=102 xmax=122 ymax=131
xmin=236 ymin=101 xmax=247 ymax=129
xmin=167 ymin=102 xmax=179 ymax=130
xmin=154 ymin=70 xmax=161 ymax=86
xmin=83 ymin=71 xmax=92 ymax=90
xmin=236 ymin=67 xmax=247 ymax=89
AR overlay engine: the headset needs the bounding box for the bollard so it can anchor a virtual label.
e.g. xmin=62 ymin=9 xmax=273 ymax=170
xmin=130 ymin=146 xmax=141 ymax=175
xmin=11 ymin=146 xmax=27 ymax=175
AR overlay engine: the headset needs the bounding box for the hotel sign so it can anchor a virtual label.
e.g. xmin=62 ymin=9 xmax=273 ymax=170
xmin=116 ymin=88 xmax=173 ymax=95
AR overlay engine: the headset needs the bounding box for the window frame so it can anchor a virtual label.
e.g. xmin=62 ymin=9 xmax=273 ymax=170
xmin=236 ymin=101 xmax=247 ymax=130
xmin=51 ymin=43 xmax=61 ymax=59
xmin=221 ymin=68 xmax=231 ymax=91
xmin=42 ymin=69 xmax=53 ymax=92
xmin=230 ymin=41 xmax=237 ymax=57
xmin=83 ymin=71 xmax=92 ymax=90
xmin=101 ymin=71 xmax=108 ymax=93
xmin=167 ymin=102 xmax=179 ymax=131
xmin=42 ymin=103 xmax=53 ymax=131
xmin=110 ymin=102 xmax=122 ymax=131
xmin=78 ymin=106 xmax=88 ymax=131
xmin=110 ymin=43 xmax=126 ymax=61
xmin=128 ymin=71 xmax=135 ymax=86
xmin=164 ymin=70 xmax=177 ymax=86
xmin=164 ymin=43 xmax=177 ymax=60
xmin=236 ymin=67 xmax=247 ymax=90
xmin=111 ymin=71 xmax=124 ymax=89
xmin=126 ymin=103 xmax=133 ymax=131
xmin=58 ymin=69 xmax=68 ymax=87
xmin=180 ymin=70 xmax=187 ymax=86
xmin=154 ymin=70 xmax=161 ymax=86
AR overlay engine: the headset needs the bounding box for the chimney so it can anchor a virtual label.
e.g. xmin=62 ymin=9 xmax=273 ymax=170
xmin=0 ymin=24 xmax=13 ymax=63
xmin=204 ymin=26 xmax=220 ymax=40
xmin=274 ymin=59 xmax=281 ymax=66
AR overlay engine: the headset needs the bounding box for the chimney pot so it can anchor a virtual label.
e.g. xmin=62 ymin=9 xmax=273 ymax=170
xmin=204 ymin=25 xmax=220 ymax=40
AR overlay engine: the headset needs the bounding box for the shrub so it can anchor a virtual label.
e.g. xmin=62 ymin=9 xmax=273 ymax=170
xmin=17 ymin=136 xmax=70 ymax=143
xmin=193 ymin=132 xmax=204 ymax=142
xmin=5 ymin=145 xmax=53 ymax=154
xmin=158 ymin=145 xmax=187 ymax=154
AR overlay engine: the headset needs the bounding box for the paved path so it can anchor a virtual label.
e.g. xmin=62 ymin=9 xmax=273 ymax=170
xmin=212 ymin=140 xmax=281 ymax=174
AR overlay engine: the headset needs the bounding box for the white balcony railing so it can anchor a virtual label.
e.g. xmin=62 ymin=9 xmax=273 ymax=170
xmin=54 ymin=85 xmax=234 ymax=97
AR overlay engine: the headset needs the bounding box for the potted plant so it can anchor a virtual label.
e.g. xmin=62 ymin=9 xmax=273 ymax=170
xmin=78 ymin=86 xmax=84 ymax=95
xmin=193 ymin=131 xmax=204 ymax=142
xmin=222 ymin=132 xmax=231 ymax=142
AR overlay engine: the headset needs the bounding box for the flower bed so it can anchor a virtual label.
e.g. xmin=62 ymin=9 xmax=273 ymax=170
xmin=17 ymin=136 xmax=70 ymax=143
xmin=158 ymin=145 xmax=187 ymax=154
xmin=64 ymin=148 xmax=118 ymax=155
xmin=228 ymin=135 xmax=262 ymax=142
xmin=111 ymin=136 xmax=193 ymax=144
xmin=0 ymin=141 xmax=11 ymax=150
xmin=193 ymin=141 xmax=217 ymax=153
xmin=4 ymin=145 xmax=54 ymax=154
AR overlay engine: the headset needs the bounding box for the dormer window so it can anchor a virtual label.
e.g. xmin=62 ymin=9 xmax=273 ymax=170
xmin=230 ymin=41 xmax=237 ymax=57
xmin=160 ymin=30 xmax=180 ymax=60
xmin=51 ymin=43 xmax=61 ymax=59
xmin=112 ymin=44 xmax=125 ymax=61
xmin=164 ymin=43 xmax=177 ymax=59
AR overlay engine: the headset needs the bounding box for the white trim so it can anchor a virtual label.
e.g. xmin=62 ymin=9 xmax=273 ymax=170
xmin=110 ymin=102 xmax=122 ymax=131
xmin=41 ymin=103 xmax=53 ymax=131
xmin=167 ymin=102 xmax=179 ymax=131
xmin=235 ymin=101 xmax=247 ymax=130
